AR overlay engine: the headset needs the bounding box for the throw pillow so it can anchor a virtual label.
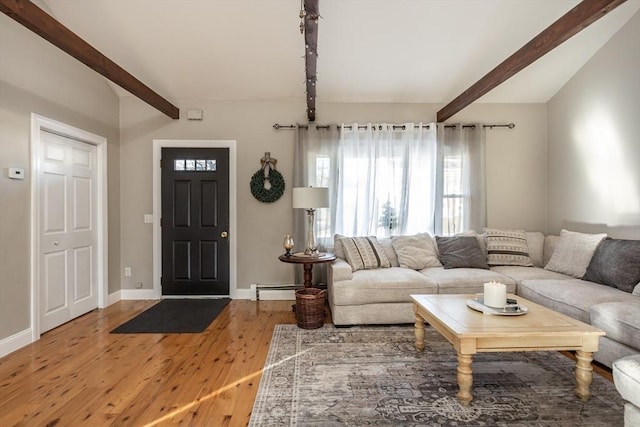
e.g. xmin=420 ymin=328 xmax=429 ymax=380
xmin=544 ymin=229 xmax=607 ymax=278
xmin=339 ymin=236 xmax=391 ymax=272
xmin=582 ymin=238 xmax=640 ymax=293
xmin=391 ymin=233 xmax=441 ymax=270
xmin=436 ymin=236 xmax=489 ymax=269
xmin=484 ymin=228 xmax=533 ymax=267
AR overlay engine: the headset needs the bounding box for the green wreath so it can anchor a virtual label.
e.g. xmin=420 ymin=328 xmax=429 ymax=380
xmin=250 ymin=168 xmax=285 ymax=203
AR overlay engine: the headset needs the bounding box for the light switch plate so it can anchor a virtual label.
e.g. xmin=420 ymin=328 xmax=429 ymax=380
xmin=144 ymin=214 xmax=153 ymax=224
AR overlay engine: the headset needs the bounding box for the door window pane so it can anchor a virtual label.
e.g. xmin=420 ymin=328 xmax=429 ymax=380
xmin=174 ymin=159 xmax=217 ymax=172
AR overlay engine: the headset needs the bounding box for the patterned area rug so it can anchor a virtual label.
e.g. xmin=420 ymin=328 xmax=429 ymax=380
xmin=249 ymin=324 xmax=624 ymax=426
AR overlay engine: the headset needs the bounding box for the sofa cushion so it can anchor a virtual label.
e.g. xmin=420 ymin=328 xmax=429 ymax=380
xmin=544 ymin=229 xmax=607 ymax=278
xmin=525 ymin=232 xmax=545 ymax=268
xmin=420 ymin=267 xmax=516 ymax=294
xmin=435 ymin=236 xmax=489 ymax=269
xmin=333 ymin=234 xmax=346 ymax=259
xmin=329 ymin=267 xmax=437 ymax=305
xmin=613 ymin=355 xmax=640 ymax=409
xmin=378 ymin=237 xmax=400 ymax=267
xmin=339 ymin=236 xmax=391 ymax=271
xmin=484 ymin=228 xmax=533 ymax=267
xmin=543 ymin=235 xmax=560 ymax=266
xmin=491 ymin=266 xmax=571 ymax=284
xmin=583 ymin=238 xmax=640 ymax=293
xmin=391 ymin=233 xmax=441 ymax=270
xmin=590 ymin=300 xmax=640 ymax=350
xmin=517 ymin=279 xmax=631 ymax=323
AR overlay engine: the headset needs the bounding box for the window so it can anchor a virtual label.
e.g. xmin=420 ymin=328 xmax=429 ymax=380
xmin=174 ymin=158 xmax=217 ymax=171
xmin=442 ymin=155 xmax=464 ymax=235
xmin=297 ymin=122 xmax=485 ymax=247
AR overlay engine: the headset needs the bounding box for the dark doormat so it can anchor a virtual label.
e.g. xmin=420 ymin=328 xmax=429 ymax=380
xmin=111 ymin=298 xmax=230 ymax=334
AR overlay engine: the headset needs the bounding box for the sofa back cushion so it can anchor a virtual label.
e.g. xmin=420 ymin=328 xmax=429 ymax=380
xmin=391 ymin=233 xmax=441 ymax=270
xmin=543 ymin=235 xmax=560 ymax=266
xmin=526 ymin=232 xmax=545 ymax=267
xmin=377 ymin=237 xmax=400 ymax=267
xmin=582 ymin=238 xmax=640 ymax=293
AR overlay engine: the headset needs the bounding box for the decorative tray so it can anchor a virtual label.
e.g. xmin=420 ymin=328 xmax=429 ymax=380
xmin=466 ymin=297 xmax=528 ymax=316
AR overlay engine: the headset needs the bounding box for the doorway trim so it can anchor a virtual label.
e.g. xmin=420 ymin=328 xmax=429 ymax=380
xmin=30 ymin=114 xmax=109 ymax=341
xmin=152 ymin=140 xmax=237 ymax=299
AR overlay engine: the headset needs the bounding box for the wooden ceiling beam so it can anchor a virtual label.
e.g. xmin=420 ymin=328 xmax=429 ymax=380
xmin=0 ymin=0 xmax=180 ymax=119
xmin=303 ymin=0 xmax=319 ymax=122
xmin=437 ymin=0 xmax=627 ymax=123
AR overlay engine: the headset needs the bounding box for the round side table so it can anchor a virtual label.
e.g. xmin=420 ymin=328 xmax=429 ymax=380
xmin=278 ymin=252 xmax=336 ymax=288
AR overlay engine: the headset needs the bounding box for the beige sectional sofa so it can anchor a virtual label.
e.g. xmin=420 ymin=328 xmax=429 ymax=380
xmin=327 ymin=230 xmax=640 ymax=369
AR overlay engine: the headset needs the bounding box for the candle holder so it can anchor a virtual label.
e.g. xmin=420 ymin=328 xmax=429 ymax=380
xmin=283 ymin=234 xmax=294 ymax=257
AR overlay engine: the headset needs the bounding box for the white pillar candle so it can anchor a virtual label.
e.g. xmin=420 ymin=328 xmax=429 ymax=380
xmin=484 ymin=281 xmax=507 ymax=308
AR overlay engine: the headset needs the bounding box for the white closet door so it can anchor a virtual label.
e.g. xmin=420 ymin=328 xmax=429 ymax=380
xmin=39 ymin=130 xmax=98 ymax=333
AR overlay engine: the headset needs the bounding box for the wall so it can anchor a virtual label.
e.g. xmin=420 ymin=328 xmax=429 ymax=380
xmin=0 ymin=15 xmax=120 ymax=343
xmin=119 ymin=99 xmax=548 ymax=294
xmin=547 ymin=11 xmax=640 ymax=239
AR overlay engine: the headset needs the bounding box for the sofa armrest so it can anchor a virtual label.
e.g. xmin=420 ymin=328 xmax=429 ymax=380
xmin=328 ymin=259 xmax=353 ymax=283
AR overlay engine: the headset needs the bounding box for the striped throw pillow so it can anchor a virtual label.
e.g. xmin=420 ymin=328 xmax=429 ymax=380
xmin=338 ymin=236 xmax=391 ymax=271
xmin=484 ymin=228 xmax=533 ymax=267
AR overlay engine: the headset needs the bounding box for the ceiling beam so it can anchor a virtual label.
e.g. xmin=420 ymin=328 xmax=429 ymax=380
xmin=0 ymin=0 xmax=180 ymax=119
xmin=436 ymin=0 xmax=627 ymax=123
xmin=303 ymin=0 xmax=319 ymax=122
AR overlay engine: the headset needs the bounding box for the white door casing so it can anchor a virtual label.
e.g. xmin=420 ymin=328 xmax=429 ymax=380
xmin=31 ymin=114 xmax=108 ymax=338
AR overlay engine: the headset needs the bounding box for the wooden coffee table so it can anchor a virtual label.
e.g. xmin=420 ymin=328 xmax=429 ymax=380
xmin=412 ymin=294 xmax=605 ymax=406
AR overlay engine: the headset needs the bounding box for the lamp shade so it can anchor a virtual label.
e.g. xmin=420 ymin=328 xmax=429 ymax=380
xmin=292 ymin=187 xmax=329 ymax=209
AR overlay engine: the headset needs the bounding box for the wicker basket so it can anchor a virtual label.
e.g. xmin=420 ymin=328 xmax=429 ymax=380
xmin=295 ymin=288 xmax=326 ymax=329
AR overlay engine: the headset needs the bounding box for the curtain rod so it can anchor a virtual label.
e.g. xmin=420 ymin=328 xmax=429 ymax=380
xmin=273 ymin=123 xmax=515 ymax=130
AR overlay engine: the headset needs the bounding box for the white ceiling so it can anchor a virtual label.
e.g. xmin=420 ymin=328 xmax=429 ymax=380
xmin=38 ymin=0 xmax=640 ymax=106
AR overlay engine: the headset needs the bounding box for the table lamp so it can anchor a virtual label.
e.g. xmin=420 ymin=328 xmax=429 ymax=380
xmin=293 ymin=187 xmax=329 ymax=256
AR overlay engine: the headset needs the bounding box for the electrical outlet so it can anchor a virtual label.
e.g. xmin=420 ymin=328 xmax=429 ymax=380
xmin=124 ymin=267 xmax=132 ymax=277
xmin=135 ymin=282 xmax=143 ymax=289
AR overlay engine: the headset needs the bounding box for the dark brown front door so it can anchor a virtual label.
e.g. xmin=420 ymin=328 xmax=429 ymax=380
xmin=161 ymin=147 xmax=230 ymax=295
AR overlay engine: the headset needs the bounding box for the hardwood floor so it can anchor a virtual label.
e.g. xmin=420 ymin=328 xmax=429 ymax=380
xmin=0 ymin=300 xmax=298 ymax=427
xmin=0 ymin=300 xmax=613 ymax=426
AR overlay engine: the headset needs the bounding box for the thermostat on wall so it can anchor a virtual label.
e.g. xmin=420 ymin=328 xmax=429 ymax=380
xmin=8 ymin=168 xmax=25 ymax=180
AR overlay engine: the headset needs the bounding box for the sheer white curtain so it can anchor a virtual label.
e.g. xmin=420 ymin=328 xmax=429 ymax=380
xmin=335 ymin=123 xmax=437 ymax=237
xmin=436 ymin=123 xmax=486 ymax=234
xmin=293 ymin=124 xmax=339 ymax=284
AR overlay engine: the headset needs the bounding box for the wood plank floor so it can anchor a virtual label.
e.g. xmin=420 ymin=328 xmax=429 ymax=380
xmin=0 ymin=300 xmax=299 ymax=427
xmin=0 ymin=300 xmax=612 ymax=426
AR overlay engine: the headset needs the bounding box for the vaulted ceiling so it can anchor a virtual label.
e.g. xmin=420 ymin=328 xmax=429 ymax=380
xmin=29 ymin=0 xmax=640 ymax=111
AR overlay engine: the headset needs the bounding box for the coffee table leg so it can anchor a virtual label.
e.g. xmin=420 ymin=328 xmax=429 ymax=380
xmin=457 ymin=353 xmax=473 ymax=405
xmin=575 ymin=350 xmax=594 ymax=400
xmin=414 ymin=311 xmax=425 ymax=351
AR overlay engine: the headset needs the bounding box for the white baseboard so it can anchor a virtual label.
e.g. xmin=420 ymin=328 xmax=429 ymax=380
xmin=0 ymin=328 xmax=33 ymax=358
xmin=234 ymin=288 xmax=254 ymax=300
xmin=108 ymin=290 xmax=122 ymax=305
xmin=120 ymin=289 xmax=159 ymax=300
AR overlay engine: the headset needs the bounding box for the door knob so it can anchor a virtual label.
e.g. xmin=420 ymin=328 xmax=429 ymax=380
xmin=53 ymin=241 xmax=59 ymax=246
xmin=221 ymin=231 xmax=228 ymax=238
